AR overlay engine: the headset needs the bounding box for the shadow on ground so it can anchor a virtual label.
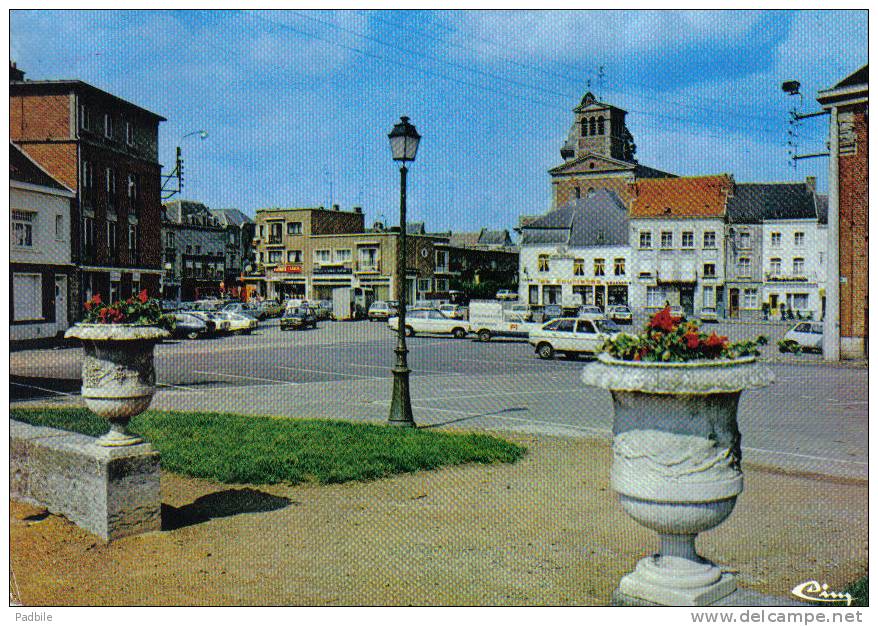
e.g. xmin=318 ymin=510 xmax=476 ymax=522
xmin=161 ymin=488 xmax=296 ymax=531
xmin=10 ymin=375 xmax=82 ymax=400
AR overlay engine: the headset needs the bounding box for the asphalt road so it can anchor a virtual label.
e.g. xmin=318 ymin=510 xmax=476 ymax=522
xmin=10 ymin=317 xmax=868 ymax=480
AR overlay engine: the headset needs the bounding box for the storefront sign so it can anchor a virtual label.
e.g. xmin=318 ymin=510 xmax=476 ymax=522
xmin=273 ymin=264 xmax=303 ymax=274
xmin=533 ymin=279 xmax=629 ymax=286
xmin=313 ymin=266 xmax=353 ymax=275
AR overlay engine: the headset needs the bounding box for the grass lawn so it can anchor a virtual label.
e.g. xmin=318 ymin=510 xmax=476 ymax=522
xmin=844 ymin=575 xmax=868 ymax=607
xmin=11 ymin=408 xmax=525 ymax=485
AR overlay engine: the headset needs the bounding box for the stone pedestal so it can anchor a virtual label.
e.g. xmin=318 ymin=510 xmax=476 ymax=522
xmin=10 ymin=420 xmax=161 ymax=541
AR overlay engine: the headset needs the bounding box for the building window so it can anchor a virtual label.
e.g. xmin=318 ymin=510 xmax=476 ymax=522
xmin=435 ymin=249 xmax=449 ymax=271
xmin=104 ymin=113 xmax=113 ymax=139
xmin=13 ymin=273 xmax=43 ymax=320
xmin=574 ymin=186 xmax=581 ymax=199
xmin=794 ymin=232 xmax=805 ymax=246
xmin=614 ymin=258 xmax=625 ymax=276
xmin=528 ymin=285 xmax=539 ymax=304
xmin=737 ymin=257 xmax=751 ymax=276
xmin=55 ymin=214 xmax=64 ymax=240
xmin=258 ymin=225 xmax=265 ymax=238
xmin=793 ymin=258 xmax=805 ymax=275
xmin=268 ymin=250 xmax=282 ymax=264
xmin=12 ymin=210 xmax=35 ymax=247
xmin=435 ymin=278 xmax=449 ymax=292
xmin=287 ymin=221 xmax=302 ymax=235
xmin=580 ymin=118 xmax=588 ymax=137
xmin=335 ymin=249 xmax=352 ymax=263
xmin=543 ymin=285 xmax=561 ymax=304
xmin=287 ymin=250 xmax=302 ymax=263
xmin=359 ymin=247 xmax=378 ymax=270
xmin=593 ymin=258 xmax=605 ymax=276
xmin=195 ymin=245 xmax=201 ymax=255
xmin=166 ymin=231 xmax=174 ymax=248
xmin=185 ymin=244 xmax=192 ymax=254
xmin=314 ymin=249 xmax=331 ymax=264
xmin=129 ymin=224 xmax=138 ymax=262
xmin=681 ymin=231 xmax=694 ymax=248
xmin=82 ymin=161 xmax=95 ymax=192
xmin=573 ymin=258 xmax=585 ymax=276
xmin=646 ymin=286 xmax=665 ymax=307
xmin=639 ymin=231 xmax=652 ymax=249
xmin=743 ymin=288 xmax=758 ymax=309
xmin=107 ymin=221 xmax=118 ymax=259
xmin=105 ymin=168 xmax=116 ymax=207
xmin=660 ymin=231 xmax=673 ymax=249
xmin=125 ymin=121 xmax=135 ymax=146
xmin=597 ymin=116 xmax=605 ymax=135
xmin=769 ymin=258 xmax=781 ymax=275
xmin=771 ymin=232 xmax=781 ymax=247
xmin=589 ymin=118 xmax=597 ymax=135
xmin=792 ymin=293 xmax=809 ymax=309
xmin=703 ymin=231 xmax=717 ymax=248
xmin=418 ymin=278 xmax=431 ymax=293
xmin=127 ymin=173 xmax=138 ymax=204
xmin=703 ymin=263 xmax=716 ymax=278
xmin=703 ymin=286 xmax=715 ymax=307
xmin=79 ymin=104 xmax=91 ymax=131
xmin=269 ymin=223 xmax=283 ymax=243
xmin=109 ymin=280 xmax=120 ymax=303
xmin=737 ymin=231 xmax=750 ymax=248
xmin=538 ymin=254 xmax=549 ymax=272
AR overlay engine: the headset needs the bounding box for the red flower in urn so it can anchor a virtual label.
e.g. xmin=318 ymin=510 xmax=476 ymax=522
xmin=603 ymin=306 xmax=767 ymax=362
xmin=81 ymin=290 xmax=170 ymax=328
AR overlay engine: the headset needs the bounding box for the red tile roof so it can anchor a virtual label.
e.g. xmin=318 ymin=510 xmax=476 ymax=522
xmin=630 ymin=174 xmax=733 ymax=218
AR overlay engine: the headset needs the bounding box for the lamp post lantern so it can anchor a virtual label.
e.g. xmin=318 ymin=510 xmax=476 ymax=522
xmin=387 ymin=116 xmax=421 ymax=427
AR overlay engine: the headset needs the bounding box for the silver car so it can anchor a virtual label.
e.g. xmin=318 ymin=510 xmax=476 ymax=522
xmin=781 ymin=322 xmax=823 ymax=353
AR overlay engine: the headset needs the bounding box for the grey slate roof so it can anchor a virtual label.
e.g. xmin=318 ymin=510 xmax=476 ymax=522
xmin=210 ymin=208 xmax=254 ymax=226
xmin=726 ymin=183 xmax=818 ymax=224
xmin=406 ymin=222 xmax=426 ymax=235
xmin=10 ymin=143 xmax=70 ymax=192
xmin=816 ymin=194 xmax=828 ymax=225
xmin=835 ymin=65 xmax=868 ymax=89
xmin=478 ymin=229 xmax=514 ymax=246
xmin=520 ymin=189 xmax=628 ymax=247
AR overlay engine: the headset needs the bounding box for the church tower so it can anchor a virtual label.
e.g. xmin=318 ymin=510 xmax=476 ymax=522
xmin=560 ymin=92 xmax=636 ymax=162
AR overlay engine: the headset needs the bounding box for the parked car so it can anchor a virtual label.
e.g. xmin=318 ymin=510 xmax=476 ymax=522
xmin=528 ymin=316 xmax=620 ymax=360
xmin=171 ymin=313 xmax=208 ymax=340
xmin=213 ymin=311 xmax=257 ymax=334
xmin=542 ymin=304 xmax=563 ymax=321
xmin=184 ymin=310 xmax=229 ymax=335
xmin=699 ymin=307 xmax=718 ymax=323
xmin=606 ymin=304 xmax=633 ymax=324
xmin=439 ymin=303 xmax=467 ymax=319
xmin=780 ymin=322 xmax=823 ymax=353
xmin=222 ymin=302 xmax=260 ymax=320
xmin=495 ymin=289 xmax=517 ymax=301
xmin=255 ymin=300 xmax=284 ymax=319
xmin=161 ymin=300 xmax=180 ymax=312
xmin=314 ymin=300 xmax=334 ymax=320
xmin=387 ymin=308 xmax=470 ymax=338
xmin=577 ymin=305 xmax=604 ymax=318
xmin=281 ymin=306 xmax=318 ymax=330
xmin=469 ymin=300 xmax=540 ymax=341
xmin=368 ymin=300 xmax=398 ymax=321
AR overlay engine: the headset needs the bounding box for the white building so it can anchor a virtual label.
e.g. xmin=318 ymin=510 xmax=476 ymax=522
xmin=627 ymin=175 xmax=733 ymax=316
xmin=761 ymin=217 xmax=826 ymax=319
xmin=519 ymin=189 xmax=631 ymax=309
xmin=10 ymin=143 xmax=76 ymax=341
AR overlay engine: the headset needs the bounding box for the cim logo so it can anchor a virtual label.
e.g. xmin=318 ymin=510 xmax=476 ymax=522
xmin=791 ymin=580 xmax=853 ymax=606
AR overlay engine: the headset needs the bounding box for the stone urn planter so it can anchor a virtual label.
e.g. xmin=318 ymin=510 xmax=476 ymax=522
xmin=65 ymin=324 xmax=169 ymax=447
xmin=582 ymin=353 xmax=774 ymax=606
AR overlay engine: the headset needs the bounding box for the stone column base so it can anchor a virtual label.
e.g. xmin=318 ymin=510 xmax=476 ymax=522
xmin=617 ymin=555 xmax=736 ymax=606
xmin=10 ymin=420 xmax=161 ymax=541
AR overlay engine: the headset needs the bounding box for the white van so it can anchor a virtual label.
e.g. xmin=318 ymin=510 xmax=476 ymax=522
xmin=468 ymin=300 xmax=541 ymax=342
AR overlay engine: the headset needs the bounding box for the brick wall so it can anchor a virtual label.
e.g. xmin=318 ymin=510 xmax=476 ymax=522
xmin=311 ymin=210 xmax=364 ymax=235
xmin=553 ymin=174 xmax=636 ymax=208
xmin=838 ymin=104 xmax=868 ymax=340
xmin=10 ymin=93 xmax=71 ymax=141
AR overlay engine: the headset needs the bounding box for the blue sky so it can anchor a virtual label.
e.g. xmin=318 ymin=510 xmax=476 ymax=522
xmin=9 ymin=9 xmax=867 ymax=234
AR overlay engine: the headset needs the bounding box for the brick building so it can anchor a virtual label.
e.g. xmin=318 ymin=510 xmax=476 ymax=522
xmin=817 ymin=65 xmax=868 ymax=359
xmin=549 ymin=92 xmax=674 ymax=210
xmin=10 ymin=64 xmax=166 ymax=310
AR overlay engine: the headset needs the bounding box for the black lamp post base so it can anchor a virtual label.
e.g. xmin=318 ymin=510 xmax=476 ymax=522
xmin=388 ymin=367 xmax=415 ymax=426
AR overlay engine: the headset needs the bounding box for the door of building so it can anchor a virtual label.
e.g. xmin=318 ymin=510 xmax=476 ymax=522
xmin=54 ymin=275 xmax=68 ymax=333
xmin=729 ymin=288 xmax=739 ymax=319
xmin=680 ymin=287 xmax=695 ymax=317
xmin=595 ymin=286 xmax=605 ymax=310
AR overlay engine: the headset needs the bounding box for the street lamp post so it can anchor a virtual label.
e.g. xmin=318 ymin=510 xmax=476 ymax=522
xmin=387 ymin=116 xmax=421 ymax=427
xmin=162 ymin=129 xmax=208 ymax=200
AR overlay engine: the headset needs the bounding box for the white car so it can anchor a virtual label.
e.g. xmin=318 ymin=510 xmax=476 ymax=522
xmin=699 ymin=307 xmax=718 ymax=323
xmin=495 ymin=289 xmax=517 ymax=301
xmin=439 ymin=303 xmax=467 ymax=319
xmin=387 ymin=308 xmax=470 ymax=338
xmin=781 ymin=322 xmax=823 ymax=353
xmin=577 ymin=305 xmax=604 ymax=318
xmin=528 ymin=317 xmax=620 ymax=359
xmin=213 ymin=311 xmax=257 ymax=334
xmin=607 ymin=305 xmax=633 ymax=324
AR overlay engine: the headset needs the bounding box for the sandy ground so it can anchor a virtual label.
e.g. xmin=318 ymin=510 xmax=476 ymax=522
xmin=9 ymin=434 xmax=868 ymax=606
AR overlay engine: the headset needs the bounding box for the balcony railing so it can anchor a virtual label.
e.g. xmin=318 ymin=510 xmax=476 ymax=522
xmin=268 ymin=236 xmax=283 ymax=245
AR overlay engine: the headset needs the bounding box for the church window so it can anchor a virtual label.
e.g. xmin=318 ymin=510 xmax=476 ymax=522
xmin=598 ymin=116 xmax=605 ymax=135
xmin=589 ymin=118 xmax=596 ymax=136
xmin=581 ymin=118 xmax=588 ymax=137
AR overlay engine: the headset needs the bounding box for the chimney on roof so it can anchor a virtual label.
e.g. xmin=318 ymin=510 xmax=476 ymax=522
xmin=333 ymin=204 xmax=340 ymax=211
xmin=353 ymin=206 xmax=362 ymax=213
xmin=10 ymin=61 xmax=24 ymax=82
xmin=805 ymin=176 xmax=816 ymax=191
